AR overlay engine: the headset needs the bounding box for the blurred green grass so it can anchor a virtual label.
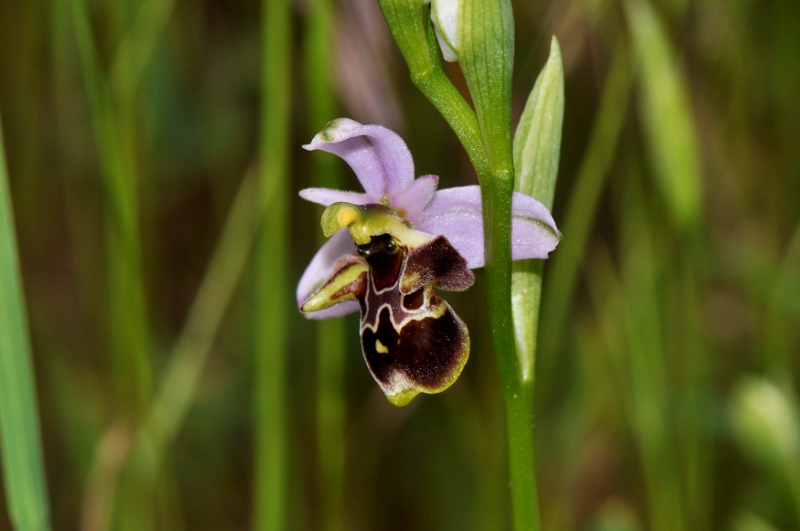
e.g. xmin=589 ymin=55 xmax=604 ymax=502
xmin=0 ymin=0 xmax=799 ymax=529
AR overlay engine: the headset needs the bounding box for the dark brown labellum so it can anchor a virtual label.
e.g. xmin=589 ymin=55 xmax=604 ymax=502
xmin=356 ymin=233 xmax=474 ymax=406
xmin=301 ymin=229 xmax=475 ymax=406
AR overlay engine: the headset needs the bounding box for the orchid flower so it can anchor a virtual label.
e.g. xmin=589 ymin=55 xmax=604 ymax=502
xmin=297 ymin=118 xmax=559 ymax=405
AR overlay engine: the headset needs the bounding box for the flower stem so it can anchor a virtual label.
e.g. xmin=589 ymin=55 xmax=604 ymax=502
xmin=458 ymin=0 xmax=541 ymax=526
xmin=481 ymin=175 xmax=541 ymax=531
xmin=479 ymin=123 xmax=540 ymax=531
xmin=376 ymin=1 xmax=541 ymax=527
xmin=375 ymin=0 xmax=489 ymax=176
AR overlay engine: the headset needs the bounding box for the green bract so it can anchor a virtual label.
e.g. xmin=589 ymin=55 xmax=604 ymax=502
xmin=511 ymin=37 xmax=564 ymax=382
xmin=513 ymin=37 xmax=564 ymax=212
xmin=459 ymin=0 xmax=515 ymax=166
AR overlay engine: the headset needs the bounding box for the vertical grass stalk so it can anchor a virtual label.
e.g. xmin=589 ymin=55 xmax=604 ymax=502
xmin=70 ymin=0 xmax=153 ymax=419
xmin=0 ymin=109 xmax=52 ymax=531
xmin=81 ymin=162 xmax=266 ymax=528
xmin=619 ymin=163 xmax=686 ymax=531
xmin=538 ymin=43 xmax=632 ymax=402
xmin=254 ymin=0 xmax=292 ymax=527
xmin=626 ymin=2 xmax=706 ymax=524
xmin=304 ymin=0 xmax=347 ymax=528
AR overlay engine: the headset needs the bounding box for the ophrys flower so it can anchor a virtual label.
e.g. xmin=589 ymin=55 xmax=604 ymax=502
xmin=298 ymin=118 xmax=559 ymax=405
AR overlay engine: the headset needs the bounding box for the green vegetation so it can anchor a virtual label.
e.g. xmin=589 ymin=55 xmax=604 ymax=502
xmin=0 ymin=0 xmax=798 ymax=528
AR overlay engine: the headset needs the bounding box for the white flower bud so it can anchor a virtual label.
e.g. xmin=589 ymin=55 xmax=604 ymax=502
xmin=430 ymin=0 xmax=461 ymax=62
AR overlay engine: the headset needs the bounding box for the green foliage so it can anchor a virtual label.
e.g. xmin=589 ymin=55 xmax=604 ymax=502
xmin=304 ymin=0 xmax=347 ymax=528
xmin=625 ymin=0 xmax=702 ymax=231
xmin=0 ymin=110 xmax=51 ymax=531
xmin=1 ymin=0 xmax=799 ymax=529
xmin=254 ymin=0 xmax=293 ymax=527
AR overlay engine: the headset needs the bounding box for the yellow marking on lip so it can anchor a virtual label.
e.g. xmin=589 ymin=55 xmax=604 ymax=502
xmin=337 ymin=207 xmax=358 ymax=228
xmin=375 ymin=339 xmax=389 ymax=354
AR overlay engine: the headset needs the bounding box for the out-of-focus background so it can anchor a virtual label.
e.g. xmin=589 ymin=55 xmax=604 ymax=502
xmin=1 ymin=0 xmax=799 ymax=529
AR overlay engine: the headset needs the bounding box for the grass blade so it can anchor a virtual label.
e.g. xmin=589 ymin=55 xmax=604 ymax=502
xmin=538 ymin=42 xmax=633 ymax=402
xmin=625 ymin=0 xmax=702 ymax=231
xmin=254 ymin=0 xmax=292 ymax=526
xmin=70 ymin=0 xmax=153 ymax=419
xmin=80 ymin=163 xmax=264 ymax=530
xmin=0 ymin=109 xmax=52 ymax=530
xmin=304 ymin=0 xmax=347 ymax=528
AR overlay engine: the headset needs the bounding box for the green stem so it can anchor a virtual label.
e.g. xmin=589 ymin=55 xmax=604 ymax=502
xmin=377 ymin=0 xmax=539 ymax=527
xmin=408 ymin=35 xmax=488 ymax=176
xmin=0 ymin=108 xmax=52 ymax=531
xmin=482 ymin=165 xmax=540 ymax=531
xmin=457 ymin=0 xmax=540 ymax=525
xmin=484 ymin=181 xmax=540 ymax=528
xmin=254 ymin=0 xmax=292 ymax=526
xmin=481 ymin=150 xmax=538 ymax=531
xmin=375 ymin=0 xmax=489 ymax=176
